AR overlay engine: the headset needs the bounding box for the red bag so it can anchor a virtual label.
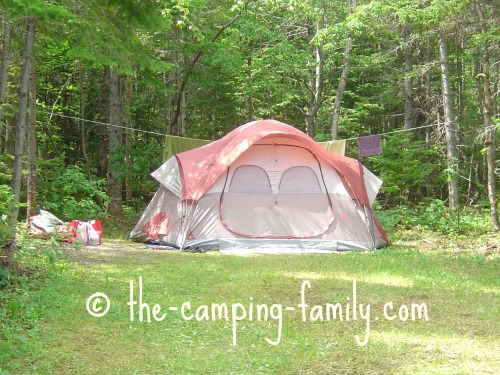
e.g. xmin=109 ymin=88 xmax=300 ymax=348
xmin=70 ymin=220 xmax=103 ymax=245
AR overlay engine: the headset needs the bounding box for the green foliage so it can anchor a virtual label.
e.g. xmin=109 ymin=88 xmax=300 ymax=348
xmin=377 ymin=199 xmax=493 ymax=235
xmin=0 ymin=185 xmax=15 ymax=248
xmin=111 ymin=141 xmax=163 ymax=200
xmin=36 ymin=156 xmax=109 ymax=221
xmin=0 ymin=154 xmax=14 ymax=186
xmin=4 ymin=0 xmax=74 ymax=21
xmin=366 ymin=133 xmax=446 ymax=206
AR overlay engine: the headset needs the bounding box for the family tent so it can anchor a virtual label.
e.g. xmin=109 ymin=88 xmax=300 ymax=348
xmin=130 ymin=120 xmax=388 ymax=253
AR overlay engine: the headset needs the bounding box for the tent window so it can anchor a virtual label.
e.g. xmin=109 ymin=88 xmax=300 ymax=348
xmin=279 ymin=166 xmax=322 ymax=193
xmin=229 ymin=165 xmax=272 ymax=193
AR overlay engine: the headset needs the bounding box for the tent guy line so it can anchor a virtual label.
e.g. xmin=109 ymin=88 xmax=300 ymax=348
xmin=42 ymin=111 xmax=440 ymax=143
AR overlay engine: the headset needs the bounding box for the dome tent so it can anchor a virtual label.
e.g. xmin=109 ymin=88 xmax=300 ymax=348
xmin=130 ymin=120 xmax=388 ymax=253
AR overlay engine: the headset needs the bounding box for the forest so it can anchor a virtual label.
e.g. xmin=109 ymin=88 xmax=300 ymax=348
xmin=0 ymin=0 xmax=499 ymax=268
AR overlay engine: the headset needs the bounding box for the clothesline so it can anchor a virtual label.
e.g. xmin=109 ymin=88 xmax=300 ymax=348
xmin=43 ymin=112 xmax=441 ymax=141
xmin=341 ymin=123 xmax=439 ymax=141
xmin=45 ymin=112 xmax=167 ymax=137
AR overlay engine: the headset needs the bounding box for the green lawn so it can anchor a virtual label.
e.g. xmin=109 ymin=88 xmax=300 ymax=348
xmin=1 ymin=234 xmax=499 ymax=374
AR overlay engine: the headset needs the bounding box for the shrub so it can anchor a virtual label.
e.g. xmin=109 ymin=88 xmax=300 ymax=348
xmin=366 ymin=133 xmax=446 ymax=207
xmin=377 ymin=199 xmax=492 ymax=235
xmin=111 ymin=141 xmax=162 ymax=201
xmin=0 ymin=184 xmax=15 ymax=248
xmin=36 ymin=156 xmax=109 ymax=221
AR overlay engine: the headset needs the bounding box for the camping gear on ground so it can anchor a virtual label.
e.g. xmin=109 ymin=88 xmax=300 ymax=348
xmin=28 ymin=210 xmax=73 ymax=241
xmin=28 ymin=210 xmax=102 ymax=245
xmin=130 ymin=119 xmax=388 ymax=253
xmin=70 ymin=220 xmax=103 ymax=245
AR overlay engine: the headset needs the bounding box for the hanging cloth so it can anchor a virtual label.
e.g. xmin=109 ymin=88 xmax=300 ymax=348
xmin=318 ymin=139 xmax=346 ymax=156
xmin=163 ymin=135 xmax=212 ymax=161
xmin=357 ymin=134 xmax=382 ymax=157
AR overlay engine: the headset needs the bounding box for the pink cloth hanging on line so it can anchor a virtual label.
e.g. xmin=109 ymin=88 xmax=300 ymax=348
xmin=357 ymin=134 xmax=381 ymax=157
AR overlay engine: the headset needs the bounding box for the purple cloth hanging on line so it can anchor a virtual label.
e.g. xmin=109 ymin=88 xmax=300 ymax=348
xmin=357 ymin=134 xmax=382 ymax=157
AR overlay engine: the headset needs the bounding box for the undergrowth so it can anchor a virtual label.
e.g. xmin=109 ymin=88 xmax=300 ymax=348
xmin=376 ymin=199 xmax=494 ymax=236
xmin=0 ymin=235 xmax=73 ymax=373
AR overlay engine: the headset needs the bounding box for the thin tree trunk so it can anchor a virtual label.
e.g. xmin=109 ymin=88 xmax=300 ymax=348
xmin=457 ymin=35 xmax=465 ymax=123
xmin=0 ymin=18 xmax=11 ymax=154
xmin=424 ymin=49 xmax=432 ymax=148
xmin=106 ymin=66 xmax=123 ymax=217
xmin=331 ymin=0 xmax=355 ymax=140
xmin=403 ymin=24 xmax=414 ymax=129
xmin=247 ymin=56 xmax=254 ymax=122
xmin=475 ymin=0 xmax=499 ymax=231
xmin=78 ymin=60 xmax=91 ymax=178
xmin=98 ymin=68 xmax=109 ymax=178
xmin=3 ymin=16 xmax=36 ymax=271
xmin=123 ymin=77 xmax=133 ymax=202
xmin=305 ymin=0 xmax=325 ymax=138
xmin=180 ymin=89 xmax=187 ymax=135
xmin=438 ymin=34 xmax=460 ymax=210
xmin=27 ymin=42 xmax=37 ymax=218
xmin=124 ymin=129 xmax=133 ymax=201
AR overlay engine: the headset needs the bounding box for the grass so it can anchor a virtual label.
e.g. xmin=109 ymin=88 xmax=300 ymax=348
xmin=0 ymin=231 xmax=499 ymax=374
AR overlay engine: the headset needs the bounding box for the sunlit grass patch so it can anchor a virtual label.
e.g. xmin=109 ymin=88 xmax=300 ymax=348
xmin=371 ymin=331 xmax=499 ymax=375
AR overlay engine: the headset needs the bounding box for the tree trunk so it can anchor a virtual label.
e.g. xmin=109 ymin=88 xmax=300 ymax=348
xmin=123 ymin=77 xmax=133 ymax=202
xmin=403 ymin=24 xmax=414 ymax=130
xmin=98 ymin=68 xmax=109 ymax=178
xmin=27 ymin=41 xmax=37 ymax=218
xmin=331 ymin=0 xmax=355 ymax=140
xmin=475 ymin=0 xmax=500 ymax=231
xmin=424 ymin=47 xmax=432 ymax=149
xmin=180 ymin=89 xmax=187 ymax=135
xmin=456 ymin=35 xmax=465 ymax=123
xmin=0 ymin=18 xmax=11 ymax=154
xmin=78 ymin=60 xmax=91 ymax=178
xmin=3 ymin=16 xmax=36 ymax=271
xmin=106 ymin=66 xmax=123 ymax=217
xmin=305 ymin=0 xmax=325 ymax=138
xmin=247 ymin=56 xmax=254 ymax=122
xmin=438 ymin=34 xmax=460 ymax=211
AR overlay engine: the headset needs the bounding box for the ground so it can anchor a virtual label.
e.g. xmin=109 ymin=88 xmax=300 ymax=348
xmin=1 ymin=231 xmax=499 ymax=374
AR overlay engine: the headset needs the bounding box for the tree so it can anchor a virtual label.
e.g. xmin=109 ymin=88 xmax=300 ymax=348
xmin=168 ymin=1 xmax=250 ymax=135
xmin=304 ymin=0 xmax=325 ymax=137
xmin=0 ymin=18 xmax=11 ymax=153
xmin=106 ymin=65 xmax=123 ymax=217
xmin=403 ymin=24 xmax=414 ymax=130
xmin=2 ymin=15 xmax=36 ymax=271
xmin=438 ymin=33 xmax=460 ymax=210
xmin=475 ymin=0 xmax=499 ymax=231
xmin=98 ymin=68 xmax=110 ymax=178
xmin=27 ymin=36 xmax=37 ymax=218
xmin=1 ymin=0 xmax=497 ymax=237
xmin=331 ymin=0 xmax=355 ymax=140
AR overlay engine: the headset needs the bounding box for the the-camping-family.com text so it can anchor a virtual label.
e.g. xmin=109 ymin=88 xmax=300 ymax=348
xmin=86 ymin=277 xmax=429 ymax=347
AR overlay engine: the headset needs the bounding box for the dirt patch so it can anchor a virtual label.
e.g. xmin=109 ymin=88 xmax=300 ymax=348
xmin=63 ymin=240 xmax=154 ymax=266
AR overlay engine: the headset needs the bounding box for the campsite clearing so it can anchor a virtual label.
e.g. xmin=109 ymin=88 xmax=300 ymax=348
xmin=1 ymin=234 xmax=499 ymax=374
